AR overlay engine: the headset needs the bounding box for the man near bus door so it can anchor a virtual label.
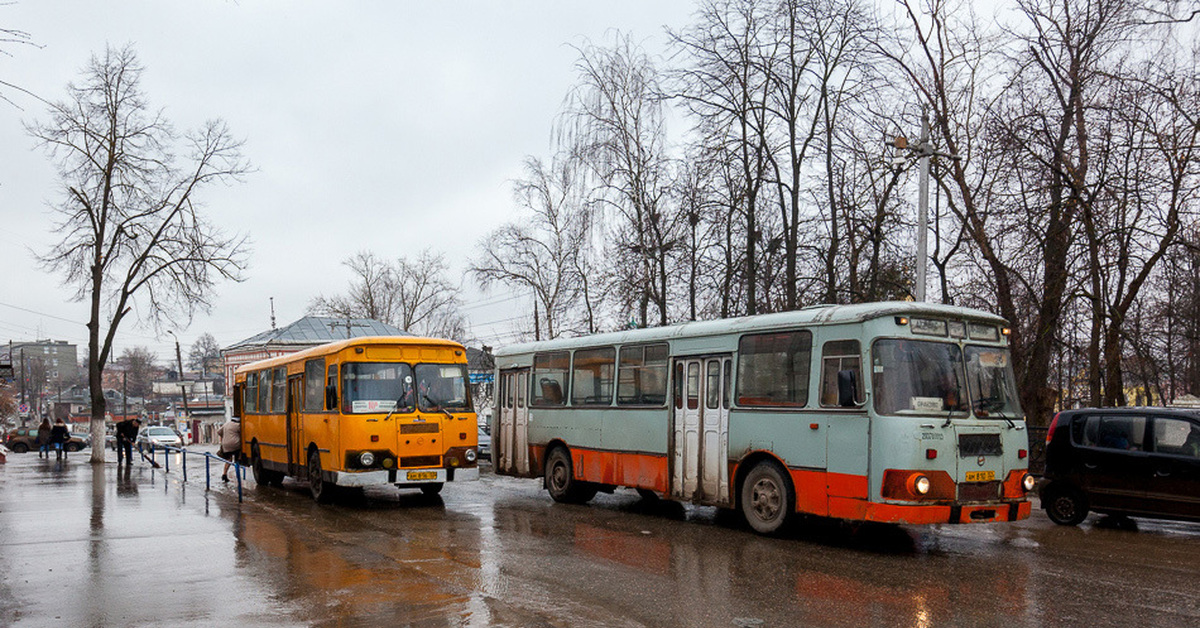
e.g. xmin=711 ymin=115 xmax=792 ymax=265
xmin=217 ymin=416 xmax=241 ymax=482
xmin=115 ymin=417 xmax=139 ymax=465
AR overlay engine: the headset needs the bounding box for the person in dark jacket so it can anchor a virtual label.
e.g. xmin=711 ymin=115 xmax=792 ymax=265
xmin=115 ymin=418 xmax=139 ymax=465
xmin=36 ymin=419 xmax=52 ymax=459
xmin=50 ymin=419 xmax=70 ymax=460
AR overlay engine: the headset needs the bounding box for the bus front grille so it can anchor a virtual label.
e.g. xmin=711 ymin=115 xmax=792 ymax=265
xmin=401 ymin=455 xmax=441 ymax=468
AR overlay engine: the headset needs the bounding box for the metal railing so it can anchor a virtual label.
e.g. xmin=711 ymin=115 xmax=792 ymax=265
xmin=140 ymin=444 xmax=247 ymax=502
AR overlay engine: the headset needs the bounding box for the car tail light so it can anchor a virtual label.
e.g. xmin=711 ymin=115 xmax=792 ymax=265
xmin=1046 ymin=412 xmax=1061 ymax=445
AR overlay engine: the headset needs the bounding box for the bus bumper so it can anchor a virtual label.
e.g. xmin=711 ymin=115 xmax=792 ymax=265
xmin=829 ymin=498 xmax=1031 ymax=524
xmin=333 ymin=470 xmax=389 ymax=487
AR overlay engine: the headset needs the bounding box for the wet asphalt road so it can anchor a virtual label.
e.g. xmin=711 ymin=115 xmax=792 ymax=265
xmin=1 ymin=450 xmax=1199 ymax=627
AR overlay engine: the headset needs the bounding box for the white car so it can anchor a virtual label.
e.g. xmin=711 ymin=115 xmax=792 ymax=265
xmin=477 ymin=424 xmax=491 ymax=460
xmin=136 ymin=426 xmax=183 ymax=450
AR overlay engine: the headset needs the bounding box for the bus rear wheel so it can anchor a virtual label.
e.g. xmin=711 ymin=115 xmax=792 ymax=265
xmin=251 ymin=443 xmax=271 ymax=489
xmin=308 ymin=449 xmax=334 ymax=504
xmin=741 ymin=461 xmax=793 ymax=535
xmin=545 ymin=447 xmax=596 ymax=504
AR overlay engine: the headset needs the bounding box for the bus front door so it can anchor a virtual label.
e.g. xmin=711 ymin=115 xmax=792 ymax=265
xmin=287 ymin=376 xmax=304 ymax=477
xmin=671 ymin=356 xmax=732 ymax=505
xmin=498 ymin=369 xmax=531 ymax=475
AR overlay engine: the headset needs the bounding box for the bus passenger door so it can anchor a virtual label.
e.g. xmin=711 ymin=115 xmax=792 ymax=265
xmin=514 ymin=370 xmax=530 ymax=475
xmin=672 ymin=357 xmax=731 ymax=504
xmin=700 ymin=358 xmax=732 ymax=505
xmin=287 ymin=376 xmax=304 ymax=477
xmin=498 ymin=369 xmax=530 ymax=475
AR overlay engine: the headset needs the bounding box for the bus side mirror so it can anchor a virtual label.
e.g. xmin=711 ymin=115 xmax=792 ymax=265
xmin=837 ymin=370 xmax=858 ymax=407
xmin=325 ymin=384 xmax=337 ymax=411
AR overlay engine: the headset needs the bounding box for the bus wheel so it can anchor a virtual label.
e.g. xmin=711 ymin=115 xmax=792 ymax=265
xmin=251 ymin=443 xmax=270 ymax=489
xmin=420 ymin=483 xmax=444 ymax=496
xmin=741 ymin=461 xmax=793 ymax=535
xmin=1045 ymin=486 xmax=1088 ymax=526
xmin=545 ymin=447 xmax=595 ymax=504
xmin=308 ymin=449 xmax=334 ymax=504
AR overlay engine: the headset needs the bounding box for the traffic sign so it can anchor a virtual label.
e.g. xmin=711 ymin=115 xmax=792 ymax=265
xmin=18 ymin=403 xmax=30 ymax=414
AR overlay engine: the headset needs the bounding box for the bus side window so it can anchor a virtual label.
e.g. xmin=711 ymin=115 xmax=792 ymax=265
xmin=325 ymin=364 xmax=338 ymax=411
xmin=531 ymin=352 xmax=568 ymax=407
xmin=304 ymin=358 xmax=325 ymax=413
xmin=820 ymin=340 xmax=863 ymax=408
xmin=517 ymin=373 xmax=526 ymax=408
xmin=674 ymin=363 xmax=684 ymax=409
xmin=257 ymin=370 xmax=269 ymax=414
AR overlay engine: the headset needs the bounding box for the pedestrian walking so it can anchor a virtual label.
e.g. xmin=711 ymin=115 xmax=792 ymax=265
xmin=36 ymin=419 xmax=51 ymax=458
xmin=115 ymin=417 xmax=139 ymax=465
xmin=50 ymin=419 xmax=70 ymax=460
xmin=216 ymin=416 xmax=241 ymax=482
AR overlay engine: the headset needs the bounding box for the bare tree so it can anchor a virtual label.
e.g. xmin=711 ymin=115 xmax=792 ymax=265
xmin=117 ymin=347 xmax=158 ymax=398
xmin=567 ymin=34 xmax=681 ymax=327
xmin=187 ymin=332 xmax=222 ymax=376
xmin=309 ymin=249 xmax=465 ymax=340
xmin=30 ymin=45 xmax=250 ymax=461
xmin=472 ymin=155 xmax=594 ymax=340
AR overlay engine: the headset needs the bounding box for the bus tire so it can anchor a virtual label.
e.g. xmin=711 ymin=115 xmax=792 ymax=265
xmin=251 ymin=443 xmax=270 ymax=489
xmin=741 ymin=461 xmax=793 ymax=535
xmin=545 ymin=447 xmax=595 ymax=504
xmin=420 ymin=483 xmax=444 ymax=496
xmin=308 ymin=449 xmax=334 ymax=504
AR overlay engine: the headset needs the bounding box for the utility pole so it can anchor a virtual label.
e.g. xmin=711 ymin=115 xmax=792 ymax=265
xmin=892 ymin=111 xmax=959 ymax=302
xmin=168 ymin=331 xmax=190 ymax=435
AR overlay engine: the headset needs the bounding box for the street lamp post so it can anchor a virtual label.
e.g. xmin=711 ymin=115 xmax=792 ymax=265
xmin=893 ymin=111 xmax=959 ymax=302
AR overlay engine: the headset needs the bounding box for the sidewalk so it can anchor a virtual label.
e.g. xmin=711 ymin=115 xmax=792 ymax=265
xmin=0 ymin=447 xmax=303 ymax=627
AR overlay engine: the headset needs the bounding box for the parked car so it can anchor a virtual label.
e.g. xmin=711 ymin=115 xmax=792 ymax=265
xmin=4 ymin=427 xmax=87 ymax=453
xmin=69 ymin=432 xmax=92 ymax=449
xmin=477 ymin=424 xmax=491 ymax=461
xmin=136 ymin=426 xmax=184 ymax=451
xmin=1040 ymin=407 xmax=1200 ymax=526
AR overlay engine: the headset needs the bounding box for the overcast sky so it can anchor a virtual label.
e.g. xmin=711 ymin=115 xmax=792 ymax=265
xmin=0 ymin=1 xmax=695 ymax=364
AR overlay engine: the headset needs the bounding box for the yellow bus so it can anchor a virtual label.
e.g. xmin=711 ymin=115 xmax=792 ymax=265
xmin=232 ymin=336 xmax=480 ymax=502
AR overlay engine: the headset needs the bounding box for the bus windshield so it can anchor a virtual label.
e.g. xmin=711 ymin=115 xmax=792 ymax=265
xmin=415 ymin=364 xmax=471 ymax=412
xmin=872 ymin=339 xmax=968 ymax=416
xmin=341 ymin=363 xmax=414 ymax=414
xmin=965 ymin=346 xmax=1022 ymax=419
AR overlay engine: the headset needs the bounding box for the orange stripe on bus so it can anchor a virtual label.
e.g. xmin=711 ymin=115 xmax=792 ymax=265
xmin=572 ymin=449 xmax=669 ymax=493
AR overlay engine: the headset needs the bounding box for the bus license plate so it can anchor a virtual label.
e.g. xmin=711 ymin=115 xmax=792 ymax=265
xmin=965 ymin=471 xmax=995 ymax=482
xmin=406 ymin=471 xmax=438 ymax=481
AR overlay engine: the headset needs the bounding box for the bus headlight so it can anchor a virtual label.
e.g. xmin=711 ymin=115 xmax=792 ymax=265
xmin=359 ymin=451 xmax=376 ymax=467
xmin=465 ymin=448 xmax=477 ymax=463
xmin=1022 ymin=473 xmax=1036 ymax=492
xmin=913 ymin=475 xmax=931 ymax=495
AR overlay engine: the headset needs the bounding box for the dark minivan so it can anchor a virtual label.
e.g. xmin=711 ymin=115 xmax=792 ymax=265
xmin=1040 ymin=407 xmax=1200 ymax=525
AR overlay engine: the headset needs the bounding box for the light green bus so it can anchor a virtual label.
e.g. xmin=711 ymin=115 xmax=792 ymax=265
xmin=491 ymin=302 xmax=1035 ymax=534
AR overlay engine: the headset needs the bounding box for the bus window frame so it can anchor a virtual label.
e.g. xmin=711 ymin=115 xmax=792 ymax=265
xmin=570 ymin=346 xmax=616 ymax=407
xmin=531 ymin=351 xmax=570 ymax=408
xmin=819 ymin=339 xmax=865 ymax=408
xmin=735 ymin=329 xmax=813 ymax=409
xmin=616 ymin=343 xmax=669 ymax=408
xmin=304 ymin=358 xmax=327 ymax=413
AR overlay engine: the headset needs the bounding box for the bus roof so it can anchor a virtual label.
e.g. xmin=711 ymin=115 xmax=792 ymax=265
xmin=494 ymin=301 xmax=1006 ymax=357
xmin=235 ymin=335 xmax=466 ymax=375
